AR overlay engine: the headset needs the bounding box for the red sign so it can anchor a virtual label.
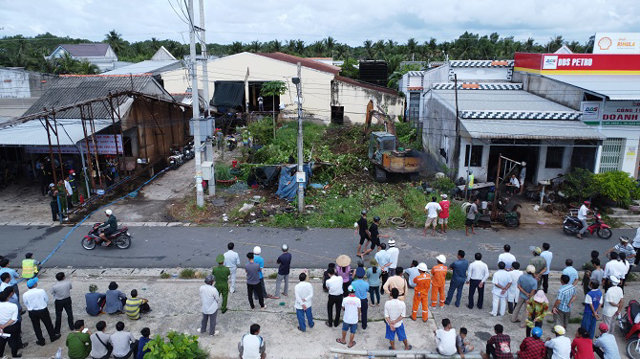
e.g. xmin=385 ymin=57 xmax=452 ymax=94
xmin=514 ymin=52 xmax=640 ymax=74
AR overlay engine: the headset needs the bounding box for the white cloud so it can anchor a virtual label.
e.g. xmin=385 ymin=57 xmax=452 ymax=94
xmin=0 ymin=0 xmax=638 ymax=46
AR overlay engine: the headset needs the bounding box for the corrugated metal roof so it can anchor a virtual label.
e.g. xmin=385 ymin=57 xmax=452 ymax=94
xmin=23 ymin=75 xmax=172 ymax=119
xmin=449 ymin=60 xmax=514 ymax=68
xmin=59 ymin=43 xmax=110 ymax=57
xmin=460 ymin=119 xmax=604 ymax=140
xmin=542 ymin=74 xmax=640 ymax=100
xmin=102 ymin=60 xmax=182 ymax=75
xmin=0 ymin=119 xmax=111 ymax=146
xmin=257 ymin=52 xmax=341 ymax=74
xmin=432 ymin=89 xmax=576 ymax=113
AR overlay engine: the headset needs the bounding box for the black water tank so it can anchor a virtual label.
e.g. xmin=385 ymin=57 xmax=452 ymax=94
xmin=359 ymin=61 xmax=388 ymax=87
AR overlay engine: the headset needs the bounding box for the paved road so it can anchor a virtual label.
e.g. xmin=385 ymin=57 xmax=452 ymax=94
xmin=1 ymin=225 xmax=636 ymax=270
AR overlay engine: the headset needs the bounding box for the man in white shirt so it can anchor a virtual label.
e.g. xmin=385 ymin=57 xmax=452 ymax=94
xmin=576 ymin=200 xmax=591 ymax=239
xmin=601 ymin=276 xmax=624 ymax=331
xmin=384 ymin=288 xmax=411 ymax=350
xmin=498 ymin=244 xmax=516 ymax=270
xmin=294 ymin=272 xmax=314 ymax=332
xmin=0 ymin=288 xmax=24 ymax=358
xmin=544 ymin=325 xmax=571 ymax=359
xmin=540 ymin=243 xmax=553 ymax=293
xmin=506 ymin=262 xmax=523 ymax=314
xmin=507 ymin=174 xmax=520 ymax=195
xmin=604 ymin=252 xmax=627 ymax=284
xmin=199 ymin=275 xmax=220 ymax=336
xmin=490 ymin=262 xmax=512 ymax=316
xmin=633 ymin=226 xmax=640 ymax=266
xmin=326 ymin=268 xmax=343 ymax=327
xmin=386 ymin=240 xmax=400 ymax=272
xmin=434 ymin=318 xmax=456 ymax=356
xmin=423 ymin=197 xmax=442 ymax=236
xmin=337 ymin=286 xmax=360 ymax=348
xmin=108 ymin=321 xmax=135 ymax=359
xmin=466 ymin=253 xmax=489 ymax=310
xmin=375 ymin=243 xmax=391 ymax=293
xmin=223 ymin=242 xmax=241 ymax=293
xmin=239 ymin=324 xmax=266 ymax=359
xmin=404 ymin=261 xmax=420 ymax=288
xmin=23 ymin=277 xmax=60 ymax=346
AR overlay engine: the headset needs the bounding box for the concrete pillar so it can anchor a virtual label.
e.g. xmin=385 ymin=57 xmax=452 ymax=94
xmin=594 ymin=144 xmax=603 ymax=174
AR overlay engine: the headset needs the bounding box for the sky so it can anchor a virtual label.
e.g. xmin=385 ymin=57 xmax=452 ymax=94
xmin=1 ymin=0 xmax=639 ymax=46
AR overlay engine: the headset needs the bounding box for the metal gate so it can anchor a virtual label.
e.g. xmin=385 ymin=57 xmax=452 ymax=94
xmin=599 ymin=138 xmax=625 ymax=173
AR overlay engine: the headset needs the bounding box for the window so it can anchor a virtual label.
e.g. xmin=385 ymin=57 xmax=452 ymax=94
xmin=330 ymin=106 xmax=344 ymax=125
xmin=545 ymin=147 xmax=564 ymax=168
xmin=464 ymin=145 xmax=483 ymax=167
xmin=408 ymin=92 xmax=420 ymax=123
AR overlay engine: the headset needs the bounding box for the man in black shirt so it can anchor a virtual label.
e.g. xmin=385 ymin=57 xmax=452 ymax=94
xmin=362 ymin=216 xmax=384 ymax=257
xmin=355 ymin=210 xmax=371 ymax=257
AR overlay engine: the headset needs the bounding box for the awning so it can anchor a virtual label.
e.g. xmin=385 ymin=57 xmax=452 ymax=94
xmin=212 ymin=81 xmax=244 ymax=108
xmin=0 ymin=119 xmax=112 ymax=146
xmin=460 ymin=120 xmax=605 ymax=140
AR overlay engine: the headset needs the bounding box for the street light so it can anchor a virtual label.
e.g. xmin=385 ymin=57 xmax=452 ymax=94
xmin=292 ymin=76 xmax=304 ymax=213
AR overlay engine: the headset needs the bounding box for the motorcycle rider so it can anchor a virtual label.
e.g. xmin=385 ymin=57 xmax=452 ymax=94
xmin=98 ymin=209 xmax=117 ymax=246
xmin=576 ymin=201 xmax=591 ymax=239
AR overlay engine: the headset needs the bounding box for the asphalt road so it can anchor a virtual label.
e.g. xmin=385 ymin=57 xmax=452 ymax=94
xmin=1 ymin=225 xmax=636 ymax=270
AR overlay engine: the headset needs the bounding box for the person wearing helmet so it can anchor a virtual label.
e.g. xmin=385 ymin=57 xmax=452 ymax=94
xmin=355 ymin=210 xmax=371 ymax=257
xmin=98 ymin=209 xmax=117 ymax=246
xmin=273 ymin=244 xmax=292 ymax=299
xmin=411 ymin=262 xmax=430 ymax=321
xmin=517 ymin=326 xmax=545 ymax=358
xmin=576 ymin=201 xmax=591 ymax=239
xmin=361 ymin=216 xmax=387 ymax=257
xmin=252 ymin=246 xmax=273 ymax=300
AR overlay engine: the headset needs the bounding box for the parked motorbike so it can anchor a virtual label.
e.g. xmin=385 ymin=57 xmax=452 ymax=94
xmin=168 ymin=146 xmax=184 ymax=170
xmin=182 ymin=141 xmax=195 ymax=160
xmin=81 ymin=223 xmax=132 ymax=250
xmin=619 ymin=299 xmax=640 ymax=358
xmin=562 ymin=211 xmax=612 ymax=239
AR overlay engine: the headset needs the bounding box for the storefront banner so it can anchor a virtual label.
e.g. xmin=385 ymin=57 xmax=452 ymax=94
xmin=25 ymin=135 xmax=123 ymax=154
xmin=581 ymin=100 xmax=640 ymax=126
xmin=514 ymin=52 xmax=640 ymax=74
xmin=594 ymin=33 xmax=640 ymax=54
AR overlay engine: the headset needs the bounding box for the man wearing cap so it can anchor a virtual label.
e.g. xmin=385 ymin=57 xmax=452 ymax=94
xmin=411 ymin=263 xmax=430 ymax=321
xmin=511 ymin=265 xmax=537 ymax=323
xmin=294 ymin=272 xmax=314 ymax=332
xmin=517 ymin=326 xmax=545 ymax=359
xmin=526 ymin=290 xmax=549 ymax=337
xmin=274 ymin=244 xmax=292 ymax=299
xmin=431 ymin=255 xmax=448 ymax=308
xmin=594 ymin=323 xmax=621 ymax=359
xmin=445 ymin=250 xmax=469 ymax=308
xmin=552 ymin=274 xmax=576 ymax=330
xmin=223 ymin=242 xmax=241 ymax=293
xmin=383 ymin=267 xmax=408 ymax=302
xmin=528 ymin=247 xmax=547 ymax=288
xmin=355 ymin=210 xmax=371 ymax=257
xmin=386 ymin=240 xmax=400 ymax=274
xmin=336 ymin=286 xmax=360 ymax=348
xmin=424 ymin=196 xmax=441 ymax=236
xmin=466 ymin=253 xmax=489 ymax=310
xmin=601 ymin=275 xmax=624 ymax=331
xmin=362 ymin=216 xmax=387 ymax=257
xmin=438 ymin=194 xmax=450 ymax=233
xmin=199 ymin=275 xmax=220 ymax=336
xmin=576 ymin=201 xmax=591 ymax=239
xmin=606 ymin=236 xmax=636 ymax=261
xmin=490 ymin=262 xmax=512 ymax=317
xmin=84 ymin=284 xmax=105 ymax=316
xmin=212 ymin=254 xmax=230 ymax=313
xmin=253 ymin=247 xmax=271 ymax=300
xmin=544 ymin=325 xmax=571 ymax=359
xmin=23 ymin=277 xmax=60 ymax=346
xmin=351 ymin=267 xmax=370 ymax=330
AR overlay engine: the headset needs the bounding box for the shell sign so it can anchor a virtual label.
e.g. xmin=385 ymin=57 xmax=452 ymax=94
xmin=594 ymin=32 xmax=640 ymax=54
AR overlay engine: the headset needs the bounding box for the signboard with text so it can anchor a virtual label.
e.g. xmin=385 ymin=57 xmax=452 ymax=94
xmin=514 ymin=52 xmax=640 ymax=74
xmin=25 ymin=135 xmax=124 ymax=154
xmin=594 ymin=33 xmax=640 ymax=54
xmin=580 ymin=101 xmax=640 ymax=126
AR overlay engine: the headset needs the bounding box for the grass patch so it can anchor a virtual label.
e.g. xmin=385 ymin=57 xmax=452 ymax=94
xmin=267 ymin=273 xmax=278 ymax=279
xmin=159 ymin=272 xmax=171 ymax=279
xmin=179 ymin=268 xmax=196 ymax=279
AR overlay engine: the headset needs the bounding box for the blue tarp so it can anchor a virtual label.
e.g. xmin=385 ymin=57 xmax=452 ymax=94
xmin=275 ymin=164 xmax=312 ymax=201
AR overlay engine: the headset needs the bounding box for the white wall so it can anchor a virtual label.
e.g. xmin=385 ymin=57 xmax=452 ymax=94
xmin=332 ymin=80 xmax=404 ymax=124
xmin=0 ymin=69 xmax=30 ymax=98
xmin=535 ymin=142 xmax=574 ymax=183
xmin=457 ymin=137 xmax=491 ymax=181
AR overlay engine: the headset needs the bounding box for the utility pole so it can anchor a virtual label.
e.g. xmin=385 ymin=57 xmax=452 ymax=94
xmin=293 ymin=62 xmax=304 ymax=213
xmin=188 ymin=0 xmax=204 ymax=207
xmin=198 ymin=0 xmax=214 ymax=196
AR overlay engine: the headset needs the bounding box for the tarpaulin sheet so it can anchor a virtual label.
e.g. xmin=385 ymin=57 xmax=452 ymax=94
xmin=276 ymin=164 xmax=312 ymax=201
xmin=212 ymin=81 xmax=244 ymax=108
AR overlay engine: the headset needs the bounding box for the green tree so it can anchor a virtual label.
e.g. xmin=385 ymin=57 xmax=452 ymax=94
xmin=104 ymin=29 xmax=126 ymax=55
xmin=387 ymin=63 xmax=423 ymax=89
xmin=339 ymin=58 xmax=359 ymax=79
xmin=260 ymin=80 xmax=287 ymax=138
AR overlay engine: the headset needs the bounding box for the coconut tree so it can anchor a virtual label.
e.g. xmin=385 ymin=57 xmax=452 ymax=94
xmin=104 ymin=29 xmax=126 ymax=55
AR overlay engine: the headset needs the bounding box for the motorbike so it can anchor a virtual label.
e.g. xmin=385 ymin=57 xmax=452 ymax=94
xmin=562 ymin=211 xmax=612 ymax=239
xmin=182 ymin=141 xmax=195 ymax=160
xmin=619 ymin=299 xmax=640 ymax=358
xmin=82 ymin=223 xmax=132 ymax=250
xmin=168 ymin=146 xmax=184 ymax=170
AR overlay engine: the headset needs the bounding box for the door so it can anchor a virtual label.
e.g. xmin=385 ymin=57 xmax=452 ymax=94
xmin=599 ymin=138 xmax=625 ymax=173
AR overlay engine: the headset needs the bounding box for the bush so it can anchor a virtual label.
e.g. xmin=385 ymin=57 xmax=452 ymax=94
xmin=247 ymin=117 xmax=275 ymax=146
xmin=215 ymin=163 xmax=234 ymax=181
xmin=179 ymin=268 xmax=196 ymax=279
xmin=594 ymin=170 xmax=639 ymax=207
xmin=159 ymin=272 xmax=171 ymax=279
xmin=143 ymin=331 xmax=208 ymax=359
xmin=431 ymin=176 xmax=456 ymax=195
xmin=563 ymin=168 xmax=596 ymax=202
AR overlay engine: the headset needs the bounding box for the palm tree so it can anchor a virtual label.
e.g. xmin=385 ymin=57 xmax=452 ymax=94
xmin=546 ymin=36 xmax=564 ymax=52
xmin=104 ymin=29 xmax=126 ymax=55
xmin=406 ymin=38 xmax=417 ymax=59
xmin=363 ymin=40 xmax=374 ymax=59
xmin=269 ymin=39 xmax=282 ymax=52
xmin=230 ymin=41 xmax=244 ymax=54
xmin=324 ymin=37 xmax=336 ymax=57
xmin=294 ymin=40 xmax=305 ymax=55
xmin=249 ymin=41 xmax=261 ymax=53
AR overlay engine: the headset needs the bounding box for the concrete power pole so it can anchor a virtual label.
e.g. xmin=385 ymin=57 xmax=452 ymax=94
xmin=294 ymin=62 xmax=304 ymax=213
xmin=198 ymin=0 xmax=215 ymax=196
xmin=188 ymin=0 xmax=204 ymax=207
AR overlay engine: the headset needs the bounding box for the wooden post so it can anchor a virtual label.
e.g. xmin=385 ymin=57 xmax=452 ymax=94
xmin=491 ymin=154 xmax=502 ymax=220
xmin=80 ymin=106 xmax=96 ymax=191
xmin=42 ymin=115 xmax=58 ymax=185
xmin=107 ymin=96 xmax=122 ymax=177
xmin=51 ymin=113 xmax=66 ymax=182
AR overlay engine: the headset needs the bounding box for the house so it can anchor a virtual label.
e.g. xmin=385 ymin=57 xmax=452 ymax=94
xmin=47 ymin=43 xmax=119 ymax=72
xmin=0 ymin=68 xmax=54 ymax=124
xmin=161 ymin=52 xmax=404 ymax=124
xmin=102 ymin=47 xmax=184 ymax=88
xmin=0 ymin=75 xmax=189 ymax=191
xmin=401 ymin=59 xmax=603 ymax=183
xmin=514 ymin=52 xmax=640 ymax=178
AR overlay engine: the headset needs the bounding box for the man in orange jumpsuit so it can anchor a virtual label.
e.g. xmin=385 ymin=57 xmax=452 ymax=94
xmin=431 ymin=254 xmax=448 ymax=307
xmin=411 ymin=262 xmax=430 ymax=321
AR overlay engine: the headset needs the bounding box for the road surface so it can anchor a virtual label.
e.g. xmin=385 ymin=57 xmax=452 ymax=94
xmin=1 ymin=225 xmax=635 ymax=270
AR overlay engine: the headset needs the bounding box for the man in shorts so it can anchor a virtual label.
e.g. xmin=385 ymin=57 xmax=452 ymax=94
xmin=355 ymin=210 xmax=371 ymax=257
xmin=424 ymin=197 xmax=441 ymax=236
xmin=385 ymin=288 xmax=411 ymax=350
xmin=465 ymin=198 xmax=479 ymax=237
xmin=336 ymin=286 xmax=360 ymax=348
xmin=362 ymin=216 xmax=387 ymax=257
xmin=438 ymin=194 xmax=450 ymax=233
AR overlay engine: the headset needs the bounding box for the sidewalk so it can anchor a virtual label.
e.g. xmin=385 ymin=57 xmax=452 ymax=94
xmin=15 ymin=268 xmax=636 ymax=358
